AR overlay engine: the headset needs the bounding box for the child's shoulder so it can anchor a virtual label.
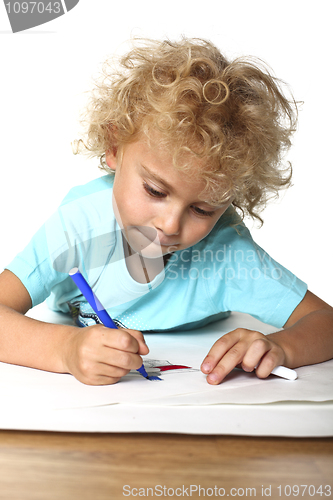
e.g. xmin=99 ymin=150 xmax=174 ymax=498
xmin=60 ymin=175 xmax=114 ymax=206
xmin=212 ymin=206 xmax=249 ymax=238
xmin=197 ymin=206 xmax=253 ymax=251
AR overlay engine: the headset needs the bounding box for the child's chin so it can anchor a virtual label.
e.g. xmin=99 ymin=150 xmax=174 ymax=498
xmin=126 ymin=228 xmax=164 ymax=258
xmin=138 ymin=241 xmax=165 ymax=259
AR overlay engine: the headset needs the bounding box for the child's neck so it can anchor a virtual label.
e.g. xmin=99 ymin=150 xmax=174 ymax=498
xmin=123 ymin=236 xmax=167 ymax=284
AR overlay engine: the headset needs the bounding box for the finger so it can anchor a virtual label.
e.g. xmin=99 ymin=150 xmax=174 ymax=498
xmin=126 ymin=329 xmax=150 ymax=355
xmin=98 ymin=348 xmax=144 ymax=371
xmin=98 ymin=363 xmax=131 ymax=378
xmin=101 ymin=328 xmax=149 ymax=355
xmin=255 ymin=350 xmax=285 ymax=379
xmin=242 ymin=338 xmax=285 ymax=379
xmin=205 ymin=340 xmax=250 ymax=384
xmin=100 ymin=328 xmax=143 ymax=354
xmin=201 ymin=330 xmax=242 ymax=374
xmin=97 ymin=362 xmax=132 ymax=378
xmin=73 ymin=362 xmax=129 ymax=386
xmin=95 ymin=376 xmax=122 ymax=386
xmin=80 ymin=372 xmax=123 ymax=386
xmin=241 ymin=338 xmax=271 ymax=372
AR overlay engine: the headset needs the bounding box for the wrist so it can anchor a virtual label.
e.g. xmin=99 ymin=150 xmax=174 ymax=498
xmin=51 ymin=324 xmax=80 ymax=375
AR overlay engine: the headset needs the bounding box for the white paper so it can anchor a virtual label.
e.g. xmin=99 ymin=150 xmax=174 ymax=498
xmin=0 ymin=303 xmax=331 ymax=436
xmin=0 ymin=304 xmax=329 ymax=410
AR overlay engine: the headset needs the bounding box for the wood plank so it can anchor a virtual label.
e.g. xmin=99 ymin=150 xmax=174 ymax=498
xmin=0 ymin=432 xmax=332 ymax=500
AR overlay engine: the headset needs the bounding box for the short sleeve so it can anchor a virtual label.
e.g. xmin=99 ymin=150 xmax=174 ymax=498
xmin=203 ymin=222 xmax=308 ymax=328
xmin=5 ymin=176 xmax=116 ymax=310
xmin=6 ymin=223 xmax=68 ymax=307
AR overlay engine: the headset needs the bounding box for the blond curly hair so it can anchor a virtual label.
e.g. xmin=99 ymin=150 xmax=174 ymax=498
xmin=77 ymin=37 xmax=297 ymax=224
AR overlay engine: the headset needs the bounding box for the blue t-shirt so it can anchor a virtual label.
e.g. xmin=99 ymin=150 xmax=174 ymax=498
xmin=6 ymin=175 xmax=307 ymax=331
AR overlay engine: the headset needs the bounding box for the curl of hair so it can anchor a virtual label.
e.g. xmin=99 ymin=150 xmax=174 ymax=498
xmin=79 ymin=37 xmax=298 ymax=224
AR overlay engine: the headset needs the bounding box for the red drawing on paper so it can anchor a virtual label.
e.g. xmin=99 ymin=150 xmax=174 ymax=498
xmin=141 ymin=359 xmax=198 ymax=379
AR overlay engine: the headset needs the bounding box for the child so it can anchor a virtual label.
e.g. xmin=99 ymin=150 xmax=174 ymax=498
xmin=0 ymin=38 xmax=332 ymax=386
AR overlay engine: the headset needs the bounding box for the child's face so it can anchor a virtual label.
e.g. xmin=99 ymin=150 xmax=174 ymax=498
xmin=107 ymin=139 xmax=231 ymax=258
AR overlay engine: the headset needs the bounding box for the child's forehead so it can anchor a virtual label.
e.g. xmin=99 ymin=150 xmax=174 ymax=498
xmin=124 ymin=136 xmax=210 ymax=177
xmin=123 ymin=137 xmax=231 ymax=205
xmin=128 ymin=132 xmax=210 ymax=165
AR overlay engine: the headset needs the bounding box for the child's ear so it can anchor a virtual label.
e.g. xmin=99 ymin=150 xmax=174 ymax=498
xmin=105 ymin=146 xmax=118 ymax=170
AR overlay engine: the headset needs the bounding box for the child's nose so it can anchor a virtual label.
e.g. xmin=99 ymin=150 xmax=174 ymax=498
xmin=155 ymin=210 xmax=181 ymax=236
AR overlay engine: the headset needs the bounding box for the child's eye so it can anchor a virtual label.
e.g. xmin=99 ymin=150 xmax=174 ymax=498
xmin=192 ymin=206 xmax=215 ymax=217
xmin=143 ymin=182 xmax=166 ymax=198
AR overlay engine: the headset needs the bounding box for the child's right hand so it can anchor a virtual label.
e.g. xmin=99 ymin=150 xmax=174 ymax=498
xmin=63 ymin=325 xmax=149 ymax=385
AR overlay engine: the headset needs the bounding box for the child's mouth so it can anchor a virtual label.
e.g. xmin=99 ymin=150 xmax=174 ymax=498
xmin=127 ymin=226 xmax=179 ymax=252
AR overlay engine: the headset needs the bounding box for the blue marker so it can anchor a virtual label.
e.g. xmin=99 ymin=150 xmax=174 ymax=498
xmin=69 ymin=267 xmax=151 ymax=380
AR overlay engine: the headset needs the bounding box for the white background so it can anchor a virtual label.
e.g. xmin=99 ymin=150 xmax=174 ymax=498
xmin=0 ymin=0 xmax=332 ymax=305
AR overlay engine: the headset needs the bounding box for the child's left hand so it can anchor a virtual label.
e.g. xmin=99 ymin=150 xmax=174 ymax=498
xmin=201 ymin=328 xmax=286 ymax=384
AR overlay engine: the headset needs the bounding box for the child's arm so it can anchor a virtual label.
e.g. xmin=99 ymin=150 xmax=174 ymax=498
xmin=201 ymin=291 xmax=333 ymax=384
xmin=0 ymin=270 xmax=148 ymax=385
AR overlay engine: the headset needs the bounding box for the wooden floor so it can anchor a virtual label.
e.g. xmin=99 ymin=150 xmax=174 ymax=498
xmin=0 ymin=431 xmax=332 ymax=499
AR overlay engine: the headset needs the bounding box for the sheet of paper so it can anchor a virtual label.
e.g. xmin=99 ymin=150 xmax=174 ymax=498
xmin=0 ymin=304 xmax=330 ymax=410
xmin=0 ymin=303 xmax=331 ymax=436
